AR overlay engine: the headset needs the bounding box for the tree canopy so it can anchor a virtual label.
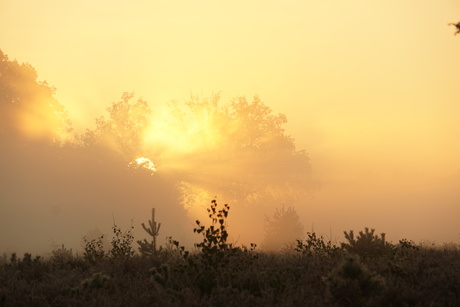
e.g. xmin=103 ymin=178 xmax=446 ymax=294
xmin=81 ymin=92 xmax=152 ymax=160
xmin=0 ymin=50 xmax=72 ymax=142
xmin=156 ymin=94 xmax=313 ymax=208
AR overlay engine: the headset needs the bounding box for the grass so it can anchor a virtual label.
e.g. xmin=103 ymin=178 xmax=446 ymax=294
xmin=1 ymin=202 xmax=459 ymax=306
xmin=1 ymin=245 xmax=460 ymax=306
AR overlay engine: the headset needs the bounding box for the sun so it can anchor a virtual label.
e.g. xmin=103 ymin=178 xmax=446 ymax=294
xmin=129 ymin=157 xmax=157 ymax=173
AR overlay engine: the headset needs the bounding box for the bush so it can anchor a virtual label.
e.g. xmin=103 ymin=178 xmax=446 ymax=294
xmin=324 ymin=254 xmax=385 ymax=306
xmin=342 ymin=227 xmax=393 ymax=258
xmin=295 ymin=232 xmax=341 ymax=257
xmin=194 ymin=199 xmax=235 ymax=267
xmin=83 ymin=234 xmax=106 ymax=263
xmin=109 ymin=222 xmax=135 ymax=260
xmin=50 ymin=244 xmax=74 ymax=265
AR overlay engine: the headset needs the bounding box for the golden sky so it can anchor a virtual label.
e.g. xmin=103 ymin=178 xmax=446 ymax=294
xmin=1 ymin=0 xmax=460 ymax=245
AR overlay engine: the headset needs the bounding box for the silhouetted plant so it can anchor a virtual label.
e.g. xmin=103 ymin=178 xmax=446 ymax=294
xmin=165 ymin=236 xmax=189 ymax=260
xmin=109 ymin=222 xmax=135 ymax=259
xmin=295 ymin=232 xmax=341 ymax=257
xmin=240 ymin=243 xmax=259 ymax=261
xmin=137 ymin=208 xmax=162 ymax=256
xmin=342 ymin=227 xmax=393 ymax=258
xmin=325 ymin=254 xmax=385 ymax=306
xmin=51 ymin=244 xmax=73 ymax=264
xmin=393 ymin=238 xmax=419 ymax=261
xmin=194 ymin=199 xmax=234 ymax=266
xmin=449 ymin=21 xmax=460 ymax=35
xmin=397 ymin=238 xmax=418 ymax=251
xmin=83 ymin=234 xmax=106 ymax=263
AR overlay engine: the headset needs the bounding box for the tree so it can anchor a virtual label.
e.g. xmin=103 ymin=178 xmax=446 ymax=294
xmin=161 ymin=94 xmax=313 ymax=207
xmin=81 ymin=92 xmax=152 ymax=160
xmin=0 ymin=49 xmax=72 ymax=142
xmin=261 ymin=206 xmax=304 ymax=251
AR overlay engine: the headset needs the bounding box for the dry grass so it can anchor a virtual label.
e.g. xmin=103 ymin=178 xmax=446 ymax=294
xmin=1 ymin=242 xmax=459 ymax=306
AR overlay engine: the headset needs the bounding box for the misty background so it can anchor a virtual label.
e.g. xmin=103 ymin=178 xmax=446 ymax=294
xmin=1 ymin=1 xmax=460 ymax=255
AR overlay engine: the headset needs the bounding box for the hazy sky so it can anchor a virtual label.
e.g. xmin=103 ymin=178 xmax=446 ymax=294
xmin=1 ymin=1 xmax=460 ymax=247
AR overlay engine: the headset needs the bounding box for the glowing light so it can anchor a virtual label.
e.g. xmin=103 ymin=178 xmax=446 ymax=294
xmin=142 ymin=101 xmax=227 ymax=162
xmin=129 ymin=157 xmax=157 ymax=173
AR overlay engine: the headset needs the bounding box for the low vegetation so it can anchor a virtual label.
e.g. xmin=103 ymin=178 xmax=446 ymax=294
xmin=1 ymin=200 xmax=459 ymax=306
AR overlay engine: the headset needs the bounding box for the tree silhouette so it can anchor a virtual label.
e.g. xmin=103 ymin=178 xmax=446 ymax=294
xmin=261 ymin=206 xmax=304 ymax=251
xmin=163 ymin=94 xmax=313 ymax=207
xmin=0 ymin=49 xmax=72 ymax=142
xmin=81 ymin=92 xmax=152 ymax=160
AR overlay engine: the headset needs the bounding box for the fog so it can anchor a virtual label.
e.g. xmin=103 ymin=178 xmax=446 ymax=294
xmin=1 ymin=58 xmax=315 ymax=254
xmin=1 ymin=49 xmax=459 ymax=256
xmin=1 ymin=1 xmax=460 ymax=255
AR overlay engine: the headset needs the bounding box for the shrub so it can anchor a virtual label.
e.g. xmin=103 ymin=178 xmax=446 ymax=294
xmin=50 ymin=244 xmax=73 ymax=264
xmin=325 ymin=254 xmax=385 ymax=306
xmin=194 ymin=199 xmax=234 ymax=267
xmin=82 ymin=234 xmax=106 ymax=263
xmin=109 ymin=222 xmax=135 ymax=260
xmin=342 ymin=227 xmax=393 ymax=258
xmin=295 ymin=232 xmax=341 ymax=257
xmin=165 ymin=237 xmax=189 ymax=260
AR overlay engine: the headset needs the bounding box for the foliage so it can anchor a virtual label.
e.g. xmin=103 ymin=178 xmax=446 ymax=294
xmin=2 ymin=246 xmax=460 ymax=306
xmin=261 ymin=206 xmax=304 ymax=251
xmin=4 ymin=252 xmax=41 ymax=266
xmin=50 ymin=244 xmax=74 ymax=264
xmin=82 ymin=235 xmax=106 ymax=263
xmin=324 ymin=254 xmax=385 ymax=306
xmin=166 ymin=94 xmax=314 ymax=207
xmin=82 ymin=222 xmax=135 ymax=262
xmin=137 ymin=208 xmax=161 ymax=256
xmin=342 ymin=227 xmax=393 ymax=258
xmin=165 ymin=237 xmax=189 ymax=260
xmin=295 ymin=232 xmax=341 ymax=257
xmin=3 ymin=222 xmax=460 ymax=306
xmin=0 ymin=49 xmax=72 ymax=141
xmin=194 ymin=199 xmax=234 ymax=267
xmin=81 ymin=92 xmax=151 ymax=159
xmin=109 ymin=222 xmax=135 ymax=260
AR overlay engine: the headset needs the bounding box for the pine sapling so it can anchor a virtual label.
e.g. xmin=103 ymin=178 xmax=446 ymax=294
xmin=138 ymin=208 xmax=162 ymax=256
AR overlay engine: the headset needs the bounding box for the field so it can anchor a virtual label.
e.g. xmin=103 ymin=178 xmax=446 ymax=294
xmin=1 ymin=224 xmax=460 ymax=306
